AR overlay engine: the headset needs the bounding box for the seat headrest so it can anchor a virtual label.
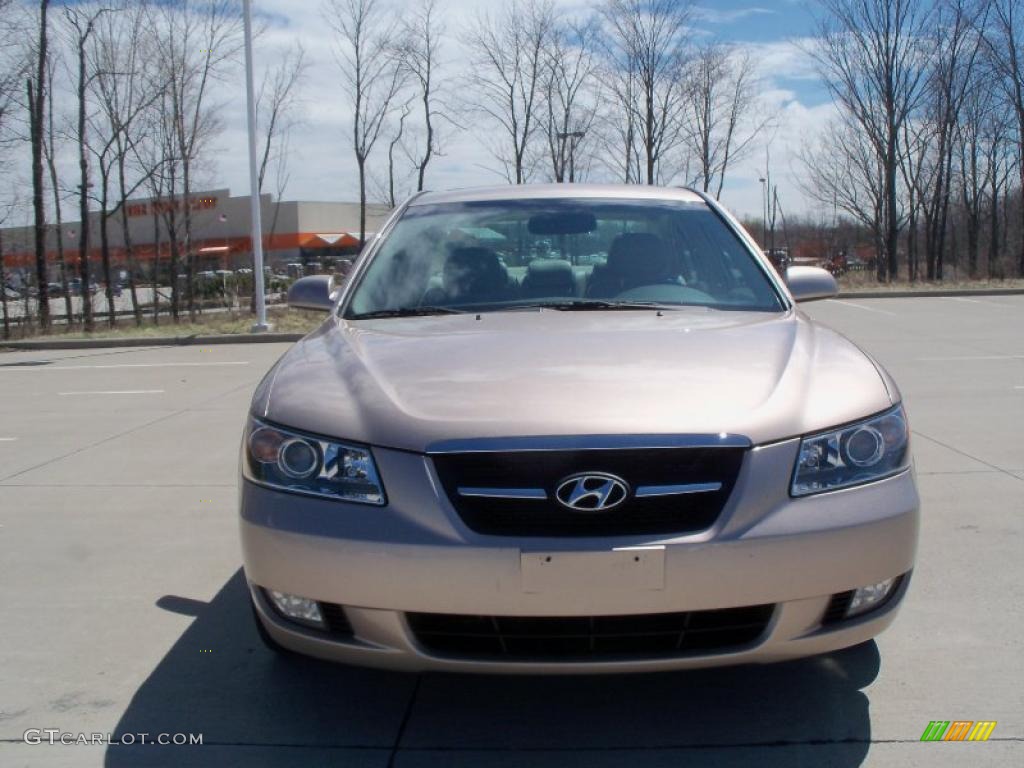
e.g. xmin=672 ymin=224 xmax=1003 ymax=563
xmin=526 ymin=259 xmax=574 ymax=287
xmin=444 ymin=247 xmax=507 ymax=297
xmin=607 ymin=233 xmax=670 ymax=283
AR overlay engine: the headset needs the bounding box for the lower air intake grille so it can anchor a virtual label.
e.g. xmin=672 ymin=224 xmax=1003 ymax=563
xmin=320 ymin=603 xmax=354 ymax=638
xmin=406 ymin=605 xmax=774 ymax=660
xmin=821 ymin=591 xmax=855 ymax=625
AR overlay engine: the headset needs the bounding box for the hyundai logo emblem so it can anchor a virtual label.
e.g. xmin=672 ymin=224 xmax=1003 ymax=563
xmin=555 ymin=473 xmax=629 ymax=512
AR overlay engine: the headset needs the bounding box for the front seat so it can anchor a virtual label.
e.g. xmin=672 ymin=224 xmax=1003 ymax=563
xmin=587 ymin=232 xmax=671 ymax=298
xmin=520 ymin=259 xmax=576 ymax=299
xmin=423 ymin=246 xmax=516 ymax=305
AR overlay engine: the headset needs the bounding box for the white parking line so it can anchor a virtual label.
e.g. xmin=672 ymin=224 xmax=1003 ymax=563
xmin=0 ymin=437 xmax=17 ymax=441
xmin=0 ymin=361 xmax=249 ymax=372
xmin=827 ymin=300 xmax=897 ymax=316
xmin=943 ymin=296 xmax=1012 ymax=308
xmin=58 ymin=390 xmax=166 ymax=396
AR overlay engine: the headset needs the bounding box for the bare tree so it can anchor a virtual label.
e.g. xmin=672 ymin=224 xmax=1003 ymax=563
xmin=544 ymin=17 xmax=600 ymax=183
xmin=90 ymin=2 xmax=161 ymax=326
xmin=402 ymin=0 xmax=446 ymax=191
xmin=153 ymin=0 xmax=243 ymax=319
xmin=915 ymin=0 xmax=988 ymax=280
xmin=0 ymin=1 xmax=18 ymax=337
xmin=0 ymin=0 xmax=24 ymax=157
xmin=811 ymin=0 xmax=934 ymax=281
xmin=986 ymin=0 xmax=1024 ymax=275
xmin=683 ymin=43 xmax=769 ymax=199
xmin=254 ymin=42 xmax=306 ymax=312
xmin=63 ymin=4 xmax=114 ymax=331
xmin=799 ymin=120 xmax=887 ymax=260
xmin=463 ymin=0 xmax=557 ymax=184
xmin=600 ymin=0 xmax=692 ymax=185
xmin=40 ymin=52 xmax=73 ymax=323
xmin=325 ymin=0 xmax=406 ymax=248
xmin=384 ymin=103 xmax=411 ymax=207
xmin=27 ymin=0 xmax=51 ymax=330
xmin=596 ymin=60 xmax=642 ymax=183
xmin=256 ymin=43 xmax=306 ymax=195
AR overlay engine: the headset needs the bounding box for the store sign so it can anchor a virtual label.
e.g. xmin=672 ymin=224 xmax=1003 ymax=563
xmin=126 ymin=196 xmax=218 ymax=218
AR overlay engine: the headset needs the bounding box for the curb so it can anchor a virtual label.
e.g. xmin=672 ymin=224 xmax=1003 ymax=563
xmin=837 ymin=288 xmax=1024 ymax=299
xmin=1 ymin=332 xmax=304 ymax=351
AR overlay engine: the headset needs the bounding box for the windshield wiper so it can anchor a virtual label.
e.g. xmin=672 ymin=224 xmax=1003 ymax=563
xmin=521 ymin=300 xmax=670 ymax=312
xmin=349 ymin=306 xmax=466 ymax=320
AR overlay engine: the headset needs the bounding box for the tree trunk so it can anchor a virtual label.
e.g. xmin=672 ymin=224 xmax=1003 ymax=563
xmin=48 ymin=163 xmax=71 ymax=325
xmin=167 ymin=205 xmax=180 ymax=321
xmin=988 ymin=174 xmax=1000 ymax=279
xmin=358 ymin=155 xmax=367 ymax=251
xmin=182 ymin=169 xmax=196 ymax=319
xmin=75 ymin=34 xmax=93 ymax=331
xmin=99 ymin=203 xmax=115 ymax=326
xmin=29 ymin=1 xmax=51 ymax=331
xmin=152 ymin=207 xmax=161 ymax=325
xmin=885 ymin=129 xmax=899 ymax=282
xmin=119 ymin=160 xmax=142 ymax=326
xmin=0 ymin=232 xmax=10 ymax=339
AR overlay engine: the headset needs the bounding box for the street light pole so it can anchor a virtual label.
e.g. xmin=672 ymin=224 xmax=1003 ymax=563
xmin=243 ymin=0 xmax=270 ymax=332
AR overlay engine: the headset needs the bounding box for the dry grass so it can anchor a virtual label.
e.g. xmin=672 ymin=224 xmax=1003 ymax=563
xmin=837 ymin=270 xmax=1024 ymax=293
xmin=7 ymin=306 xmax=323 ymax=342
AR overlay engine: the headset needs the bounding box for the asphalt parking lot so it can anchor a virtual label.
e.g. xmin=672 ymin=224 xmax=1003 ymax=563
xmin=1 ymin=295 xmax=1021 ymax=767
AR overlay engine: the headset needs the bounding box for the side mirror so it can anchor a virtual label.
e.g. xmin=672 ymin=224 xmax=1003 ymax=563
xmin=287 ymin=274 xmax=338 ymax=311
xmin=786 ymin=266 xmax=838 ymax=303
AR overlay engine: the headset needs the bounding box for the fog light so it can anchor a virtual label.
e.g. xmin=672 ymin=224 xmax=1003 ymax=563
xmin=847 ymin=577 xmax=897 ymax=618
xmin=267 ymin=589 xmax=324 ymax=628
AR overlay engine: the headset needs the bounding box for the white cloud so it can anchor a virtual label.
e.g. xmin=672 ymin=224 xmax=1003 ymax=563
xmin=692 ymin=6 xmax=775 ymax=25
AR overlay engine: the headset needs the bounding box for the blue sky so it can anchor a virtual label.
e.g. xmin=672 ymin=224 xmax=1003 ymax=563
xmin=218 ymin=1 xmax=839 ymax=220
xmin=10 ymin=1 xmax=840 ymax=223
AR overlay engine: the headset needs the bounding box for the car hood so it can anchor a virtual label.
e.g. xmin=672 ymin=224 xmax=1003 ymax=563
xmin=253 ymin=309 xmax=895 ymax=451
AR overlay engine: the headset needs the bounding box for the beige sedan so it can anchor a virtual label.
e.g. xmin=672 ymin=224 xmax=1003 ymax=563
xmin=240 ymin=185 xmax=918 ymax=673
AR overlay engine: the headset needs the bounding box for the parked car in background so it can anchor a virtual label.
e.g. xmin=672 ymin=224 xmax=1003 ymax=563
xmin=242 ymin=184 xmax=918 ymax=674
xmin=67 ymin=278 xmax=99 ymax=296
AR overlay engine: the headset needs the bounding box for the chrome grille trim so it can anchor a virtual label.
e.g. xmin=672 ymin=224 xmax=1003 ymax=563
xmin=634 ymin=482 xmax=722 ymax=498
xmin=458 ymin=487 xmax=548 ymax=500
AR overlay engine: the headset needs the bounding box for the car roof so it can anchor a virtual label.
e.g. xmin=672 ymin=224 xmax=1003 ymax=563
xmin=409 ymin=184 xmax=707 ymax=206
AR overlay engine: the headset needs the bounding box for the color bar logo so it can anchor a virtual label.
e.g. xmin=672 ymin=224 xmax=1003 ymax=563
xmin=920 ymin=721 xmax=997 ymax=742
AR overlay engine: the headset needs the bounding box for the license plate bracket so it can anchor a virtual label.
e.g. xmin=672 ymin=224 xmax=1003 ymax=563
xmin=520 ymin=546 xmax=665 ymax=594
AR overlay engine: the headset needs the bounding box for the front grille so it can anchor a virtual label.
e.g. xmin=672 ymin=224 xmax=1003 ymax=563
xmin=432 ymin=447 xmax=745 ymax=536
xmin=407 ymin=605 xmax=774 ymax=660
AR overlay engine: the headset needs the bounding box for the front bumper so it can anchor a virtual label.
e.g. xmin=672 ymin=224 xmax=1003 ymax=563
xmin=240 ymin=438 xmax=919 ymax=673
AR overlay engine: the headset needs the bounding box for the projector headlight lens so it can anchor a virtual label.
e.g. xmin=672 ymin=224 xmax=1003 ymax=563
xmin=244 ymin=417 xmax=386 ymax=505
xmin=792 ymin=405 xmax=910 ymax=496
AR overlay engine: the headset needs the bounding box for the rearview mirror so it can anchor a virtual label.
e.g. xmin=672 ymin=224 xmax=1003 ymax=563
xmin=786 ymin=266 xmax=838 ymax=303
xmin=288 ymin=274 xmax=338 ymax=311
xmin=528 ymin=211 xmax=597 ymax=236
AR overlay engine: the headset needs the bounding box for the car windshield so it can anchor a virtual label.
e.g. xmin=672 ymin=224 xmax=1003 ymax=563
xmin=344 ymin=198 xmax=785 ymax=318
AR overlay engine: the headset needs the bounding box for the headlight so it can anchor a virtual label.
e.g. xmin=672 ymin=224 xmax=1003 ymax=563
xmin=243 ymin=416 xmax=386 ymax=505
xmin=791 ymin=405 xmax=910 ymax=497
